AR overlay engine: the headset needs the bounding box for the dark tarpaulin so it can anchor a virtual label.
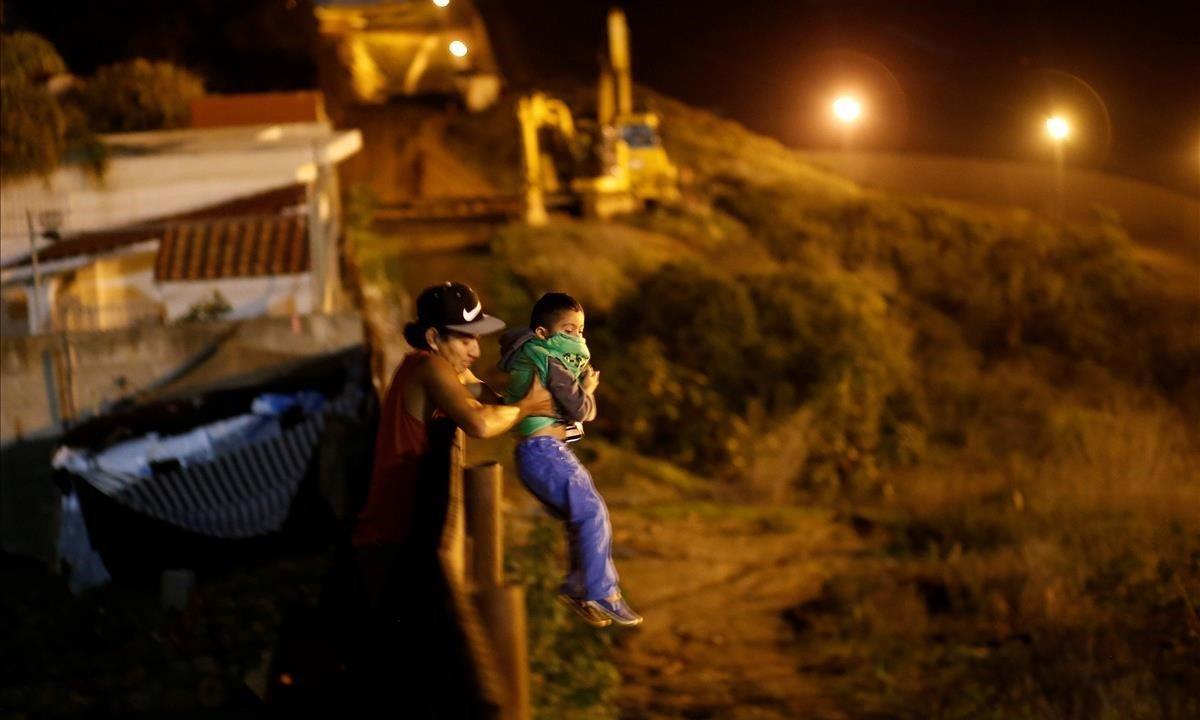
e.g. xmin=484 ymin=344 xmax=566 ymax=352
xmin=58 ymin=346 xmax=377 ymax=581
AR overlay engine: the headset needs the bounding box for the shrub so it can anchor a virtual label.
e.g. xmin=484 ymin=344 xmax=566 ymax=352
xmin=76 ymin=59 xmax=204 ymax=133
xmin=0 ymin=79 xmax=66 ymax=179
xmin=590 ymin=336 xmax=745 ymax=474
xmin=589 ymin=260 xmax=917 ymax=485
xmin=612 ymin=262 xmax=760 ymax=404
xmin=0 ymin=32 xmax=68 ymax=179
xmin=0 ymin=31 xmax=66 ymax=83
xmin=178 ymin=291 xmax=232 ymax=322
xmin=745 ymin=266 xmax=917 ymax=487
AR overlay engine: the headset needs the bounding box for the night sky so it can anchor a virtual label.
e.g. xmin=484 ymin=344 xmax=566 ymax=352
xmin=6 ymin=0 xmax=1198 ymax=195
xmin=478 ymin=0 xmax=1200 ymax=196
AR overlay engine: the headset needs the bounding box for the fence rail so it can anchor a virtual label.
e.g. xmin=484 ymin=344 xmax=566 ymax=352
xmin=440 ymin=428 xmax=530 ymax=720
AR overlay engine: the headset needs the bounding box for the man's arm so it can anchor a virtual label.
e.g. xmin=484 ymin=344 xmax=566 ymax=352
xmin=461 ymin=368 xmax=503 ymax=405
xmin=423 ymin=357 xmax=553 ymax=438
xmin=545 ymin=360 xmax=597 ymax=423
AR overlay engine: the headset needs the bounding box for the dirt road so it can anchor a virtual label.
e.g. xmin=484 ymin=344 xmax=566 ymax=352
xmin=603 ymin=492 xmax=859 ymax=720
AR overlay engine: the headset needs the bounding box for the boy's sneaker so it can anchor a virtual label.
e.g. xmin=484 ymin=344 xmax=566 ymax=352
xmin=584 ymin=594 xmax=643 ymax=627
xmin=556 ymin=593 xmax=611 ymax=628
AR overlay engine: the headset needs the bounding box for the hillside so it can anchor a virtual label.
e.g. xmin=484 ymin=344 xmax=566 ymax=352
xmin=354 ymin=92 xmax=1200 ymax=719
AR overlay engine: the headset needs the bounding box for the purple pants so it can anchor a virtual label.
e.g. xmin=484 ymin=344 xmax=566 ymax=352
xmin=515 ymin=437 xmax=619 ymax=601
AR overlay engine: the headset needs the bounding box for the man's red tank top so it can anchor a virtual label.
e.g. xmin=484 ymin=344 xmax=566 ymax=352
xmin=353 ymin=351 xmax=433 ymax=547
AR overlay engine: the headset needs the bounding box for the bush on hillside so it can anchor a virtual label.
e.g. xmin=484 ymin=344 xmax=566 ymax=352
xmin=612 ymin=262 xmax=760 ymax=404
xmin=591 ymin=336 xmax=746 ymax=473
xmin=589 ymin=261 xmax=917 ymax=484
xmin=715 ymin=178 xmax=1200 ymax=404
xmin=743 ymin=265 xmax=919 ymax=486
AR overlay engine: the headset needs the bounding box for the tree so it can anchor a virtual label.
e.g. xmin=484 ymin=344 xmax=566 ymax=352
xmin=74 ymin=59 xmax=204 ymax=133
xmin=1 ymin=33 xmax=203 ymax=180
xmin=0 ymin=30 xmax=65 ymax=82
xmin=0 ymin=31 xmax=67 ymax=179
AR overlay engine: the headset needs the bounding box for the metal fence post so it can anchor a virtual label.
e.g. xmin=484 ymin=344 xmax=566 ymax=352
xmin=465 ymin=462 xmax=503 ymax=588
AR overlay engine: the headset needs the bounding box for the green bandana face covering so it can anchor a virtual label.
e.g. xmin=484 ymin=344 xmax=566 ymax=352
xmin=544 ymin=333 xmax=590 ymax=375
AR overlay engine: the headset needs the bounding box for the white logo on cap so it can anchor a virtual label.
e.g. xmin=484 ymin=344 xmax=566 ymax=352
xmin=463 ymin=301 xmax=482 ymax=321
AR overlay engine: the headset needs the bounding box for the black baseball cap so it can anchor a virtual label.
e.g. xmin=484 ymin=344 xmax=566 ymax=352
xmin=415 ymin=282 xmax=506 ymax=335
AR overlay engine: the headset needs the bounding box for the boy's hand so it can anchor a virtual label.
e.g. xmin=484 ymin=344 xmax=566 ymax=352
xmin=582 ymin=368 xmax=600 ymax=395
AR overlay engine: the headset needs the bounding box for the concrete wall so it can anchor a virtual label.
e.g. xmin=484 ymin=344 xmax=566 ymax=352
xmin=0 ymin=313 xmax=364 ymax=445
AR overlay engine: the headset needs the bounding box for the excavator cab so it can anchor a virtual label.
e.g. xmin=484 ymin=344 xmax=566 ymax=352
xmin=615 ymin=114 xmax=679 ymax=203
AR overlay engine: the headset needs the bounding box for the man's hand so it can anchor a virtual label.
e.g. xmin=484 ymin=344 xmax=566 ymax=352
xmin=518 ymin=378 xmax=556 ymax=418
xmin=582 ymin=368 xmax=600 ymax=395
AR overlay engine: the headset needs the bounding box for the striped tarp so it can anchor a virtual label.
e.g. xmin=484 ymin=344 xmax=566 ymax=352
xmin=73 ymin=387 xmax=359 ymax=539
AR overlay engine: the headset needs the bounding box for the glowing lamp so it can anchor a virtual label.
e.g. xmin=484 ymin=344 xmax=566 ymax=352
xmin=833 ymin=95 xmax=863 ymax=124
xmin=1046 ymin=116 xmax=1070 ymax=141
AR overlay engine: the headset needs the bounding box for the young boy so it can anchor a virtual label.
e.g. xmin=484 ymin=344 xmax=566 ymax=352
xmin=498 ymin=292 xmax=643 ymax=627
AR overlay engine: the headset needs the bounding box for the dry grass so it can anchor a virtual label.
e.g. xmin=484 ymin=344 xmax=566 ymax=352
xmin=795 ymin=398 xmax=1200 ymax=718
xmin=489 ymin=219 xmax=700 ymax=314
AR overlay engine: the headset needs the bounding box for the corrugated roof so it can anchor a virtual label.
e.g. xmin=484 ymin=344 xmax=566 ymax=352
xmin=154 ymin=215 xmax=309 ymax=281
xmin=2 ymin=184 xmax=307 ymax=271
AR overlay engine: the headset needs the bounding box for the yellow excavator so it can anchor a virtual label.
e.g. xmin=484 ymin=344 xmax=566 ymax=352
xmin=519 ymin=8 xmax=679 ymax=225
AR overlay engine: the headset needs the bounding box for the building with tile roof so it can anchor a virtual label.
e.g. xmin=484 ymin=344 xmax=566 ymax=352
xmin=1 ymin=94 xmax=362 ymax=335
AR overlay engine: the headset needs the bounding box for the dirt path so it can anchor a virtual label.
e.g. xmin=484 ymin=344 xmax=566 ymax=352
xmin=605 ymin=497 xmax=859 ymax=720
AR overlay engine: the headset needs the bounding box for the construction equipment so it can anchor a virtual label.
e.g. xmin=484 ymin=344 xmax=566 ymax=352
xmin=519 ymin=8 xmax=679 ymax=225
xmin=315 ymin=0 xmax=502 ymax=111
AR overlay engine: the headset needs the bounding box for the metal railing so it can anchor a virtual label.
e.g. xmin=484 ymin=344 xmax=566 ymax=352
xmin=439 ymin=427 xmax=531 ymax=720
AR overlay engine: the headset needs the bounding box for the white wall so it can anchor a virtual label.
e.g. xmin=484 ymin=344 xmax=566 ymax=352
xmin=160 ymin=274 xmax=313 ymax=321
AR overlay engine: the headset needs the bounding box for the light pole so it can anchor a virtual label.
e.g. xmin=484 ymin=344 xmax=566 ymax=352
xmin=1045 ymin=115 xmax=1070 ymax=221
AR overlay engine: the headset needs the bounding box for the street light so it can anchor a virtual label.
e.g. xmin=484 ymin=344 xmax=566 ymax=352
xmin=1045 ymin=115 xmax=1071 ymax=220
xmin=448 ymin=40 xmax=469 ymax=58
xmin=833 ymin=95 xmax=863 ymax=124
xmin=1045 ymin=115 xmax=1070 ymax=141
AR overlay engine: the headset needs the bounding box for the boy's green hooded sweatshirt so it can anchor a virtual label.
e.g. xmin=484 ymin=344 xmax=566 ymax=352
xmin=499 ymin=328 xmax=595 ymax=436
